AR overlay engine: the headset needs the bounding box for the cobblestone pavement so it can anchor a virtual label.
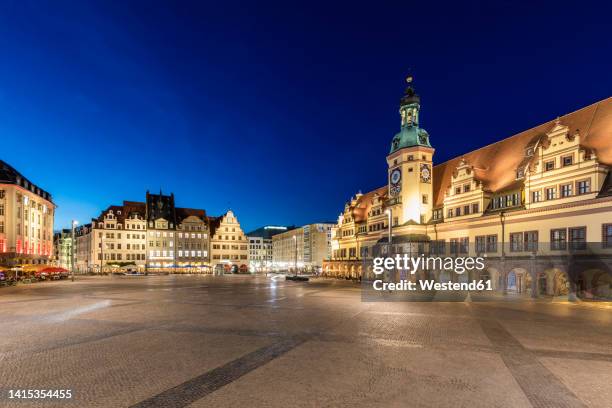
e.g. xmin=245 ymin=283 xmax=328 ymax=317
xmin=0 ymin=275 xmax=610 ymax=407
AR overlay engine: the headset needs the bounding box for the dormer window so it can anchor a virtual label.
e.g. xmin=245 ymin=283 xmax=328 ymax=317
xmin=516 ymin=169 xmax=524 ymax=179
xmin=562 ymin=155 xmax=573 ymax=167
xmin=463 ymin=184 xmax=470 ymax=193
xmin=455 ymin=187 xmax=461 ymax=195
xmin=526 ymin=147 xmax=534 ymax=156
xmin=544 ymin=160 xmax=555 ymax=171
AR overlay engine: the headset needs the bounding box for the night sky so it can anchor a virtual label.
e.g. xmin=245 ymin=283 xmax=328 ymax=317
xmin=1 ymin=1 xmax=610 ymax=232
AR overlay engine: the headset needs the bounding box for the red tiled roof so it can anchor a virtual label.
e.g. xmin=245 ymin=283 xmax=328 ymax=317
xmin=351 ymin=97 xmax=612 ymax=213
xmin=432 ymin=97 xmax=612 ymax=206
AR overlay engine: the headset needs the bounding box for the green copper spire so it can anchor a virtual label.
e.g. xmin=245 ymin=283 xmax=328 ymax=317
xmin=389 ymin=76 xmax=431 ymax=154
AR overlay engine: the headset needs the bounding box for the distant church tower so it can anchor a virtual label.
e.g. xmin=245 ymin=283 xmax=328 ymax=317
xmin=386 ymin=77 xmax=435 ymax=224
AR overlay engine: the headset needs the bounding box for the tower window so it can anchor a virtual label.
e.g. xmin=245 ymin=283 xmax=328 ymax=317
xmin=422 ymin=195 xmax=428 ymax=204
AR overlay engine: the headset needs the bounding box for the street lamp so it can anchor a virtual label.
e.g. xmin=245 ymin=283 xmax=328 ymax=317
xmin=71 ymin=220 xmax=78 ymax=282
xmin=384 ymin=209 xmax=392 ymax=247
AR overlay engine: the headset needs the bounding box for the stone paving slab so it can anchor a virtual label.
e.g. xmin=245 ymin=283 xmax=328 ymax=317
xmin=190 ymin=340 xmax=531 ymax=408
xmin=1 ymin=330 xmax=272 ymax=408
xmin=1 ymin=276 xmax=610 ymax=408
xmin=539 ymin=358 xmax=612 ymax=408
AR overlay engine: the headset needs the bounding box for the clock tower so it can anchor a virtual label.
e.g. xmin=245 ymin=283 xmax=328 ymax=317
xmin=386 ymin=77 xmax=435 ymax=224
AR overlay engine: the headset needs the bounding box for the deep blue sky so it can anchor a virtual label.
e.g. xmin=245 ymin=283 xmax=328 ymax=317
xmin=1 ymin=1 xmax=610 ymax=232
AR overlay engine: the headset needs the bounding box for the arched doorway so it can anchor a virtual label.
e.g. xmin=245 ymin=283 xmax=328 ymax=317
xmin=592 ymin=271 xmax=611 ymax=299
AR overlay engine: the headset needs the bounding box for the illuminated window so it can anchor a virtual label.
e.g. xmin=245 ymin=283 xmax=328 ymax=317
xmin=532 ymin=190 xmax=541 ymax=202
xmin=561 ymin=184 xmax=572 ymax=197
xmin=577 ymin=179 xmax=590 ymax=194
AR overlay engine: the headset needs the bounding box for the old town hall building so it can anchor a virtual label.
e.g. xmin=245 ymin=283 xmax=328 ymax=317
xmin=325 ymin=81 xmax=612 ymax=299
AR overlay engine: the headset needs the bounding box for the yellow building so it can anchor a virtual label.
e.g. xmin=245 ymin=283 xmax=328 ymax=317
xmin=324 ymin=82 xmax=612 ymax=299
xmin=210 ymin=210 xmax=249 ymax=273
xmin=273 ymin=223 xmax=334 ymax=272
xmin=0 ymin=160 xmax=55 ymax=266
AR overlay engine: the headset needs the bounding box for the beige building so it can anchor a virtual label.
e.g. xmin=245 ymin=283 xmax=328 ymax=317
xmin=210 ymin=210 xmax=249 ymax=273
xmin=0 ymin=160 xmax=55 ymax=266
xmin=325 ymin=82 xmax=612 ymax=299
xmin=175 ymin=208 xmax=210 ymax=272
xmin=75 ymin=201 xmax=147 ymax=273
xmin=76 ymin=192 xmax=212 ymax=273
xmin=273 ymin=223 xmax=334 ymax=272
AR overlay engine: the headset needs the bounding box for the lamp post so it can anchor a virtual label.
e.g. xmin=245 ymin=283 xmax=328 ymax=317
xmin=384 ymin=209 xmax=393 ymax=248
xmin=71 ymin=220 xmax=78 ymax=282
xmin=384 ymin=208 xmax=393 ymax=287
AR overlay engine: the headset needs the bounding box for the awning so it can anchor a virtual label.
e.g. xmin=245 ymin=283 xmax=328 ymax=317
xmin=39 ymin=267 xmax=69 ymax=274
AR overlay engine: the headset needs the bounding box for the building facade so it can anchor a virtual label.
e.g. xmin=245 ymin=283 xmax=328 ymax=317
xmin=0 ymin=160 xmax=55 ymax=266
xmin=175 ymin=208 xmax=210 ymax=272
xmin=272 ymin=223 xmax=334 ymax=272
xmin=145 ymin=192 xmax=177 ymax=270
xmin=75 ymin=191 xmax=211 ymax=273
xmin=209 ymin=210 xmax=249 ymax=273
xmin=247 ymin=225 xmax=292 ymax=272
xmin=75 ymin=201 xmax=147 ymax=273
xmin=325 ymin=81 xmax=612 ymax=299
xmin=53 ymin=229 xmax=73 ymax=269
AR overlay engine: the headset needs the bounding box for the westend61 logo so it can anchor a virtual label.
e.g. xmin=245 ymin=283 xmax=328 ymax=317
xmin=371 ymin=254 xmax=492 ymax=291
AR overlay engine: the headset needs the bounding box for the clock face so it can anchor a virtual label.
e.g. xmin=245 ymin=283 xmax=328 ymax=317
xmin=420 ymin=164 xmax=431 ymax=183
xmin=390 ymin=168 xmax=401 ymax=184
xmin=389 ymin=184 xmax=401 ymax=197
